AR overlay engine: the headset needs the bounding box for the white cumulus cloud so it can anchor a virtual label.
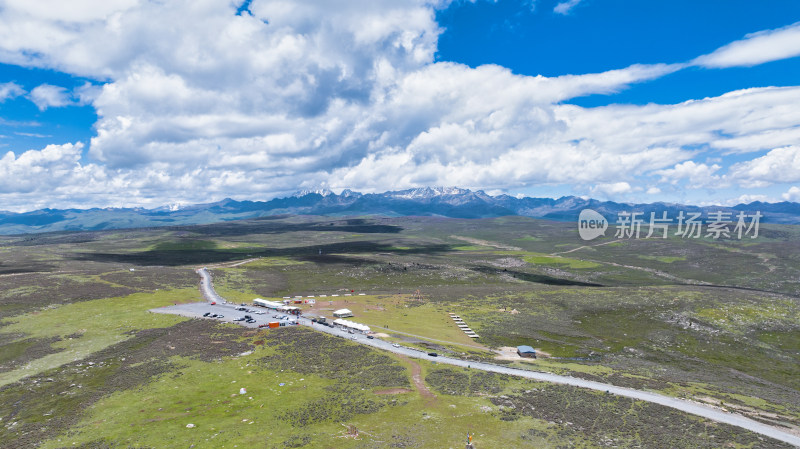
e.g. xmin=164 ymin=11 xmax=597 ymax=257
xmin=0 ymin=1 xmax=797 ymax=210
xmin=590 ymin=181 xmax=634 ymax=198
xmin=0 ymin=82 xmax=24 ymax=102
xmin=0 ymin=143 xmax=106 ymax=207
xmin=728 ymin=145 xmax=800 ymax=187
xmin=783 ymin=186 xmax=800 ymax=202
xmin=654 ymin=161 xmax=723 ymax=188
xmin=28 ymin=84 xmax=72 ymax=110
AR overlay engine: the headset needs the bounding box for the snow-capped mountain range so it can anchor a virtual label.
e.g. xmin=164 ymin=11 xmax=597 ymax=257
xmin=1 ymin=187 xmax=798 ymax=234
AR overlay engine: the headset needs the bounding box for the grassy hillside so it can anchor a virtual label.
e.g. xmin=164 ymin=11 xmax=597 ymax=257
xmin=1 ymin=215 xmax=798 ymax=448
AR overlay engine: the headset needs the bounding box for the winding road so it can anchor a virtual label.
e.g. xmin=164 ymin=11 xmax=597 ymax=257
xmin=194 ymin=268 xmax=800 ymax=447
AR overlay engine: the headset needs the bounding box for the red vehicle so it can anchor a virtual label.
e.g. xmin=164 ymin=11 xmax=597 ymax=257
xmin=211 ymin=302 xmax=216 ymax=305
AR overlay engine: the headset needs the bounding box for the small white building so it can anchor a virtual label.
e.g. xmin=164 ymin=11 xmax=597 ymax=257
xmin=333 ymin=308 xmax=354 ymax=318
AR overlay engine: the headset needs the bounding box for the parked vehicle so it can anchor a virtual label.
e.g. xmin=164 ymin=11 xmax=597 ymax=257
xmin=392 ymin=343 xmax=400 ymax=348
xmin=367 ymin=335 xmax=374 ymax=339
xmin=427 ymin=352 xmax=438 ymax=357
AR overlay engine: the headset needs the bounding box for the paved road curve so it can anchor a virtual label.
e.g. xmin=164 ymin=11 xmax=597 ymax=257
xmin=193 ymin=268 xmax=800 ymax=447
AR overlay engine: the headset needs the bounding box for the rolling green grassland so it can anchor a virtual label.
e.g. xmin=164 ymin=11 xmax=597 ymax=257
xmin=1 ymin=215 xmax=799 ymax=447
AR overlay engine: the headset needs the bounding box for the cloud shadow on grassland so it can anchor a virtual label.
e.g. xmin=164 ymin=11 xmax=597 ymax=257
xmin=70 ymin=241 xmax=454 ymax=267
xmin=171 ymin=218 xmax=403 ymax=238
xmin=471 ymin=266 xmax=604 ymax=287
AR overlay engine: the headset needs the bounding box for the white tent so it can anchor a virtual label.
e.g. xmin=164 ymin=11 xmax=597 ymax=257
xmin=333 ymin=308 xmax=354 ymax=317
xmin=333 ymin=318 xmax=371 ymax=333
xmin=254 ymin=298 xmax=284 ymax=309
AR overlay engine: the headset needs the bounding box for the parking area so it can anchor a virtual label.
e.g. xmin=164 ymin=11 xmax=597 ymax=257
xmin=151 ymin=301 xmax=299 ymax=328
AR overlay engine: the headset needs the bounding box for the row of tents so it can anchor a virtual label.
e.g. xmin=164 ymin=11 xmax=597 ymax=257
xmin=332 ymin=318 xmax=371 ymax=333
xmin=253 ymin=298 xmax=301 ymax=315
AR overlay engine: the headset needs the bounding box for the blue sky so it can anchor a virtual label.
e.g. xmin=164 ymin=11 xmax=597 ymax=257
xmin=1 ymin=0 xmax=800 ymax=211
xmin=438 ymin=1 xmax=800 ymax=76
xmin=438 ymin=1 xmax=800 ymax=106
xmin=0 ymin=63 xmax=98 ymax=157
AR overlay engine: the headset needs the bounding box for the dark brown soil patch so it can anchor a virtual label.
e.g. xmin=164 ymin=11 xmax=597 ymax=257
xmin=425 ymin=367 xmax=507 ymax=397
xmin=257 ymin=327 xmax=409 ymax=389
xmin=0 ymin=335 xmax=63 ymax=373
xmin=492 ymin=386 xmax=794 ymax=448
xmin=0 ymin=274 xmax=136 ymax=319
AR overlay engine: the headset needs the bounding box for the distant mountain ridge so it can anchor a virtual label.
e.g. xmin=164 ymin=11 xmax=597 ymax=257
xmin=1 ymin=187 xmax=799 ymax=234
